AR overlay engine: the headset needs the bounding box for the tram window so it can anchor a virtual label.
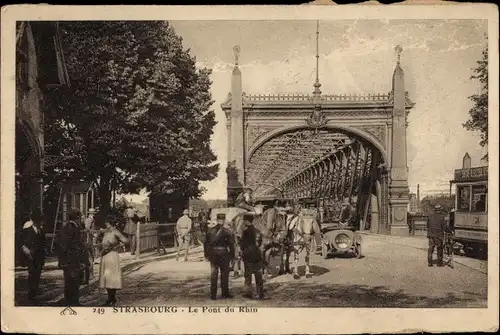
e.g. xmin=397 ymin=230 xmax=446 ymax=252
xmin=456 ymin=185 xmax=470 ymax=212
xmin=471 ymin=185 xmax=487 ymax=213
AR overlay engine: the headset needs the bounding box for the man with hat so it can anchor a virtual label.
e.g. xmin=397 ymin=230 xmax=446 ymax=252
xmin=204 ymin=213 xmax=235 ymax=300
xmin=427 ymin=204 xmax=446 ymax=267
xmin=239 ymin=213 xmax=265 ymax=300
xmin=235 ymin=187 xmax=255 ymax=212
xmin=176 ymin=209 xmax=193 ymax=262
xmin=57 ymin=208 xmax=90 ymax=306
xmin=21 ymin=208 xmax=46 ymax=301
xmin=123 ymin=205 xmax=137 ymax=255
xmin=84 ymin=208 xmax=100 ymax=262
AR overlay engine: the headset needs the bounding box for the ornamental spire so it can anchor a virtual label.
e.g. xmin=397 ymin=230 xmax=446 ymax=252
xmin=233 ymin=45 xmax=241 ymax=66
xmin=313 ymin=20 xmax=322 ymax=96
xmin=395 ymin=44 xmax=403 ymax=65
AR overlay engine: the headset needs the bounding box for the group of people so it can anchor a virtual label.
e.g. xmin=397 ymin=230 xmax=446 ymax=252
xmin=21 ymin=207 xmax=131 ymax=306
xmin=203 ymin=212 xmax=266 ymax=300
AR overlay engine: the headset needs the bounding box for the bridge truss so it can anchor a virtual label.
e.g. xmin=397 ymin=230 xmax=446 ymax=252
xmin=246 ymin=128 xmax=385 ymax=225
xmin=224 ymin=37 xmax=413 ymax=235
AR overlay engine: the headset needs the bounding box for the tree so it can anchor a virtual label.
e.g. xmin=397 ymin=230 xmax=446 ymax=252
xmin=44 ymin=21 xmax=218 ymax=218
xmin=463 ymin=45 xmax=488 ymax=161
xmin=419 ymin=194 xmax=455 ymax=216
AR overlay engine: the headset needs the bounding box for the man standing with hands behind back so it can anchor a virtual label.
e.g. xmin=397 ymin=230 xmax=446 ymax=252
xmin=427 ymin=204 xmax=446 ymax=267
xmin=204 ymin=213 xmax=235 ymax=300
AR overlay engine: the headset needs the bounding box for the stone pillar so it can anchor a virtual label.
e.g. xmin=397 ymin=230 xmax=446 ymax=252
xmin=227 ymin=46 xmax=245 ymax=205
xmin=370 ymin=193 xmax=379 ymax=234
xmin=389 ymin=46 xmax=410 ymax=236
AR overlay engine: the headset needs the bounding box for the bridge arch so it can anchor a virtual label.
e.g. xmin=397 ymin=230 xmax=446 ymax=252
xmin=223 ymin=38 xmax=414 ymax=236
xmin=247 ymin=124 xmax=388 ymax=165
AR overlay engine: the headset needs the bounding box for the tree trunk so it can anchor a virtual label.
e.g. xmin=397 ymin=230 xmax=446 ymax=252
xmin=97 ymin=176 xmax=112 ymax=221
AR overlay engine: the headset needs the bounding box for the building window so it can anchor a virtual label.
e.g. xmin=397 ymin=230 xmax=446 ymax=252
xmin=471 ymin=185 xmax=487 ymax=213
xmin=456 ymin=185 xmax=470 ymax=212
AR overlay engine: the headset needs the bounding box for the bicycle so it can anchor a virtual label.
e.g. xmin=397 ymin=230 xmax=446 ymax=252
xmin=443 ymin=231 xmax=455 ymax=269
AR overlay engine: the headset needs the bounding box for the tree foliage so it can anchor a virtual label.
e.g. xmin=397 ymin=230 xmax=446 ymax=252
xmin=419 ymin=194 xmax=455 ymax=216
xmin=463 ymin=45 xmax=488 ymax=161
xmin=45 ymin=21 xmax=218 ymax=217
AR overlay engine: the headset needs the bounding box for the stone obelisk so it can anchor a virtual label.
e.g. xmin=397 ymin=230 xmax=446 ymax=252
xmin=389 ymin=45 xmax=410 ymax=236
xmin=227 ymin=45 xmax=245 ymax=205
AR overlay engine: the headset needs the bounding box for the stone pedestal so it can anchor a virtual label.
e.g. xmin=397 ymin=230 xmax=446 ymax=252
xmin=389 ymin=195 xmax=410 ymax=236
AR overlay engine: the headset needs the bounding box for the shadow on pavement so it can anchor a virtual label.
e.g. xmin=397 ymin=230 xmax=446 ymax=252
xmin=78 ymin=270 xmax=486 ymax=308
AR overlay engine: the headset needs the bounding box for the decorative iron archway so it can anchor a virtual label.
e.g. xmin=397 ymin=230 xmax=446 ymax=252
xmin=223 ymin=23 xmax=414 ymax=236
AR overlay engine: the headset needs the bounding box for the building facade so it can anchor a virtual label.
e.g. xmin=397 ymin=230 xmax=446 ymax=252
xmin=15 ymin=22 xmax=70 ymax=250
xmin=408 ymin=193 xmax=418 ymax=213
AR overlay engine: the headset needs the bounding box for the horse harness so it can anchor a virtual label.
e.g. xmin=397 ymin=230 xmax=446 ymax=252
xmin=285 ymin=214 xmax=312 ymax=254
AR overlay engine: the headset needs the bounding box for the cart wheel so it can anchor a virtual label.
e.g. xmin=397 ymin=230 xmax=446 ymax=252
xmin=355 ymin=243 xmax=363 ymax=259
xmin=322 ymin=243 xmax=329 ymax=259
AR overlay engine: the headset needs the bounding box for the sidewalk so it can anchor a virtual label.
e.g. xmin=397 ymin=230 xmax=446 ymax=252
xmin=359 ymin=231 xmax=488 ymax=274
xmin=15 ymin=246 xmax=203 ymax=306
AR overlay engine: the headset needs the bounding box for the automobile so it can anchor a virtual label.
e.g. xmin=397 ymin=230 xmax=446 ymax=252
xmin=320 ymin=220 xmax=363 ymax=259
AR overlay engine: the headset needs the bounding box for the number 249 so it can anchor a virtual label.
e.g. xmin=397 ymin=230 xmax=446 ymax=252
xmin=93 ymin=308 xmax=105 ymax=314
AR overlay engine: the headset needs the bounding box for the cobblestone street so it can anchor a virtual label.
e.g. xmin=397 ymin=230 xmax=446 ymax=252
xmin=79 ymin=234 xmax=487 ymax=308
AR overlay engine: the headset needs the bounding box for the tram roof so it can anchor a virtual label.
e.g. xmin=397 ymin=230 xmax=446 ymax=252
xmin=450 ymin=166 xmax=488 ymax=184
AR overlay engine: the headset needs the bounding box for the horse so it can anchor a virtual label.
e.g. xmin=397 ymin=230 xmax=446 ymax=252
xmin=229 ymin=206 xmax=288 ymax=279
xmin=282 ymin=210 xmax=321 ymax=279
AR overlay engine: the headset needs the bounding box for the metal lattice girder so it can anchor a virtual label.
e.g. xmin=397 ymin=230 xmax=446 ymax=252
xmin=248 ymin=129 xmax=351 ymax=195
xmin=279 ymin=141 xmax=360 ymax=201
xmin=249 ymin=127 xmax=387 ymax=202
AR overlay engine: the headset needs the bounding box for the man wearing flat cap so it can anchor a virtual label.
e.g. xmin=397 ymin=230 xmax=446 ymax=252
xmin=427 ymin=204 xmax=446 ymax=267
xmin=204 ymin=213 xmax=235 ymax=300
xmin=176 ymin=209 xmax=193 ymax=262
xmin=239 ymin=213 xmax=265 ymax=300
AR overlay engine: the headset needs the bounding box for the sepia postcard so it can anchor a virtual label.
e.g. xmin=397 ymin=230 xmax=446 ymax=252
xmin=1 ymin=3 xmax=499 ymax=334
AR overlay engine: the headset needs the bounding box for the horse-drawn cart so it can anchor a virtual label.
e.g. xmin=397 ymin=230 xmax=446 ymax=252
xmin=320 ymin=221 xmax=363 ymax=259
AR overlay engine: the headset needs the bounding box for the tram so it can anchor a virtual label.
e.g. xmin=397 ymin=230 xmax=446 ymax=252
xmin=449 ymin=164 xmax=488 ymax=258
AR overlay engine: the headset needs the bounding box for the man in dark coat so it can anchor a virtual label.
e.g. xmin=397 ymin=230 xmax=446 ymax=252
xmin=239 ymin=213 xmax=265 ymax=300
xmin=427 ymin=204 xmax=446 ymax=267
xmin=204 ymin=213 xmax=235 ymax=300
xmin=57 ymin=209 xmax=90 ymax=306
xmin=21 ymin=208 xmax=46 ymax=301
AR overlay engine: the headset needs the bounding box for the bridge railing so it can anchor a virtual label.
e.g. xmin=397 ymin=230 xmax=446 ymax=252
xmin=244 ymin=93 xmax=392 ymax=102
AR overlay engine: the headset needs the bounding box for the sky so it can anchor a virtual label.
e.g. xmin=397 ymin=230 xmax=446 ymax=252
xmin=126 ymin=19 xmax=488 ymax=203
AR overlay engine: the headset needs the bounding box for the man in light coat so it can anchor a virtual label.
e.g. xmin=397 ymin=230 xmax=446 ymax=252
xmin=176 ymin=209 xmax=192 ymax=262
xmin=123 ymin=205 xmax=137 ymax=255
